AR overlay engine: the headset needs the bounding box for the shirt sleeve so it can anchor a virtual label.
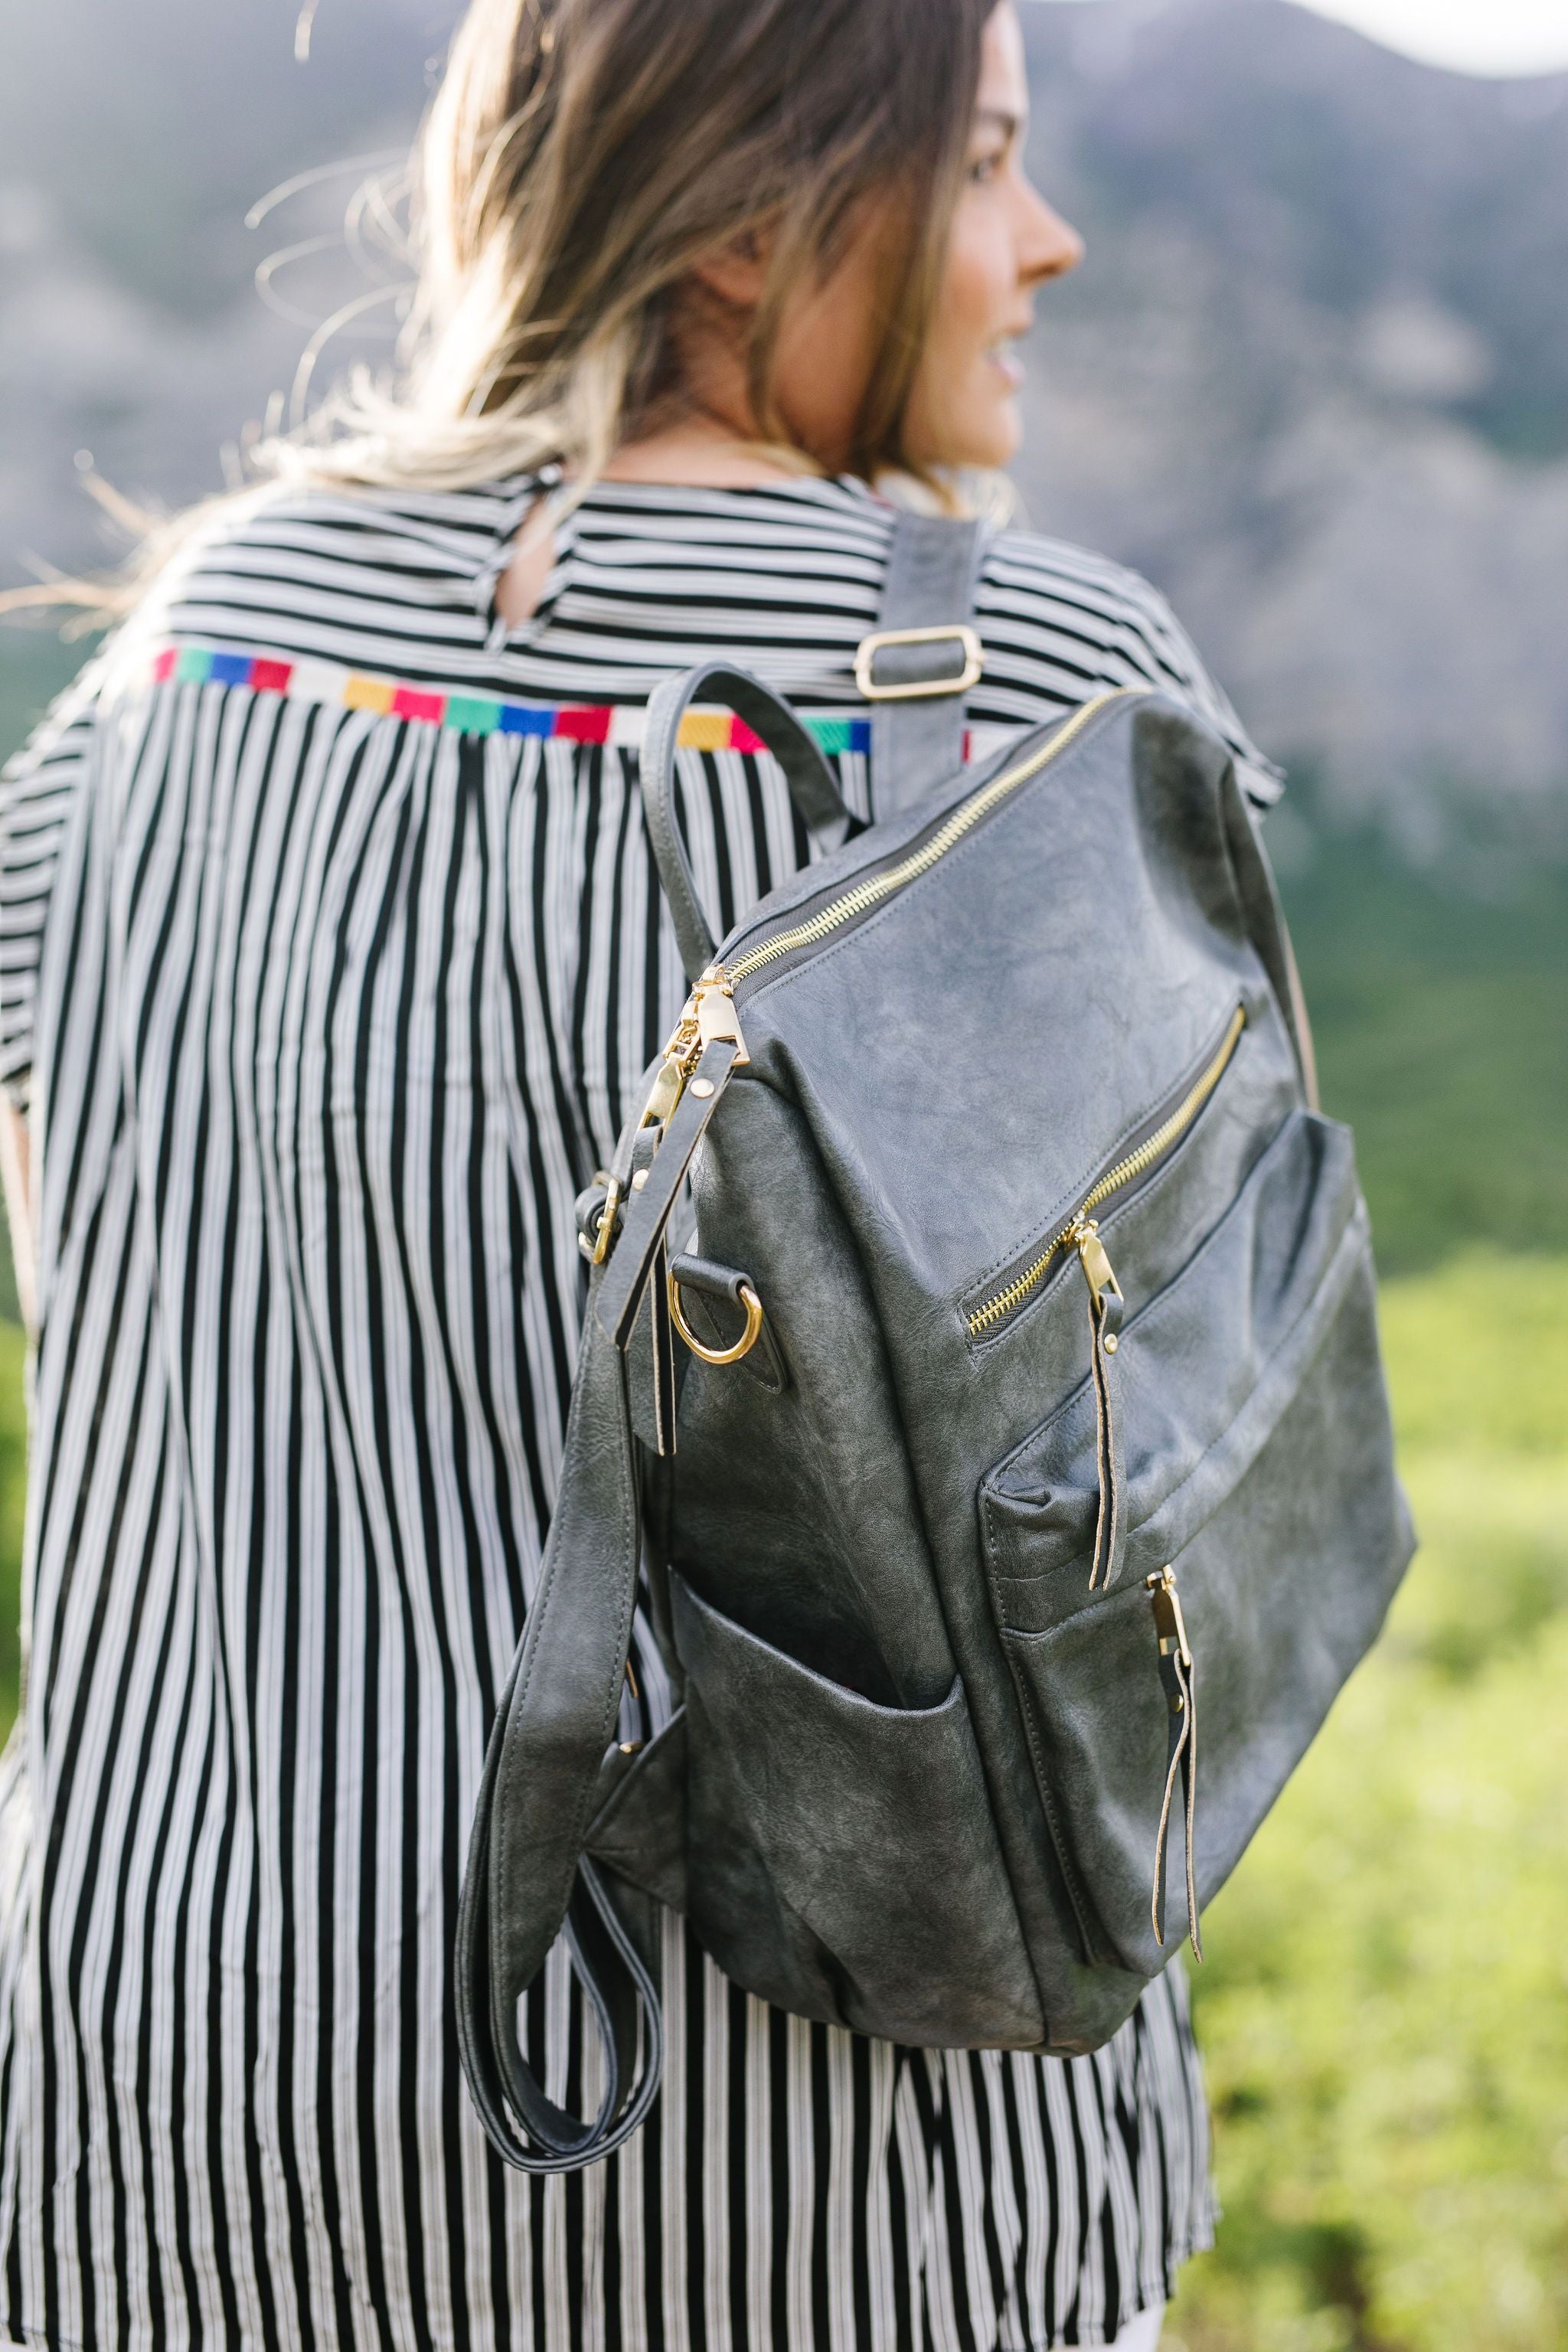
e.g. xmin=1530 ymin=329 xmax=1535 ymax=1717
xmin=0 ymin=656 xmax=103 ymax=1112
xmin=978 ymin=529 xmax=1285 ymax=809
xmin=1099 ymin=573 xmax=1285 ymax=809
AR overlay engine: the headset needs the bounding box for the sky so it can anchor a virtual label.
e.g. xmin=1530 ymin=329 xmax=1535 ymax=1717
xmin=1034 ymin=0 xmax=1568 ymax=75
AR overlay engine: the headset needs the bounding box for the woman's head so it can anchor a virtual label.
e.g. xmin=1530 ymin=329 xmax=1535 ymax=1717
xmin=3 ymin=0 xmax=1085 ymax=625
xmin=369 ymin=0 xmax=1080 ymax=494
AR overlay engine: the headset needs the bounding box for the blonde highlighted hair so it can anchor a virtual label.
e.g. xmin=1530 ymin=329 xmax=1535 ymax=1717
xmin=6 ymin=0 xmax=996 ymax=622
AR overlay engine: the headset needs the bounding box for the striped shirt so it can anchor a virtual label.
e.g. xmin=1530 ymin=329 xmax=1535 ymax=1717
xmin=0 ymin=469 xmax=1273 ymax=2352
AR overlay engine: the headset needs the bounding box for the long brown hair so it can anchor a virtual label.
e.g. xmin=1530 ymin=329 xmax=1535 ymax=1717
xmin=414 ymin=0 xmax=995 ymax=480
xmin=5 ymin=0 xmax=995 ymax=620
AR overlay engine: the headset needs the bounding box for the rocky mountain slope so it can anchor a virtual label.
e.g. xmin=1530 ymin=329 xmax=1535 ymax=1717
xmin=1015 ymin=0 xmax=1568 ymax=828
xmin=3 ymin=0 xmax=1565 ymax=825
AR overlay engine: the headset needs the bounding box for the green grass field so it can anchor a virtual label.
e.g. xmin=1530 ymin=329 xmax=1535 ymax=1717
xmin=1 ymin=633 xmax=1564 ymax=2348
xmin=1167 ymin=1255 xmax=1568 ymax=2352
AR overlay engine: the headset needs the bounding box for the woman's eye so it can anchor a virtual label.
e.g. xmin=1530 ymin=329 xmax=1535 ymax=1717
xmin=969 ymin=151 xmax=1004 ymax=185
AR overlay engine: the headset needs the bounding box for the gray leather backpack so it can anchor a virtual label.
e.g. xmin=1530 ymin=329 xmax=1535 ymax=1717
xmin=456 ymin=514 xmax=1414 ymax=2173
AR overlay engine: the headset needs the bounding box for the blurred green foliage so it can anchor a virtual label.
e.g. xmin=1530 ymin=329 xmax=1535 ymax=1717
xmin=1268 ymin=795 xmax=1568 ymax=1274
xmin=1168 ymin=1254 xmax=1568 ymax=2352
xmin=0 ymin=635 xmax=83 ymax=763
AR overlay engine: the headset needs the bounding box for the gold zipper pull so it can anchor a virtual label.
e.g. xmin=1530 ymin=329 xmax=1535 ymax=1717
xmin=605 ymin=971 xmax=747 ymax=1268
xmin=1147 ymin=1563 xmax=1192 ymax=1669
xmin=640 ymin=1055 xmax=687 ymax=1129
xmin=638 ymin=968 xmax=741 ymax=1138
xmin=1070 ymin=1218 xmax=1125 ymax=1351
xmin=692 ymin=972 xmax=749 ymax=1065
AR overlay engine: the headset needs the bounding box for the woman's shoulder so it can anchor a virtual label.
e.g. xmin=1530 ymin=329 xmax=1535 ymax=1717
xmin=109 ymin=473 xmax=537 ymax=692
xmin=974 ymin=521 xmax=1283 ymax=802
xmin=162 ymin=473 xmax=528 ymax=605
xmin=979 ymin=519 xmax=1214 ymax=688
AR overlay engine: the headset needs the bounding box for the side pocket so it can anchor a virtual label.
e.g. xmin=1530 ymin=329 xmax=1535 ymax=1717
xmin=672 ymin=1575 xmax=1042 ymax=2049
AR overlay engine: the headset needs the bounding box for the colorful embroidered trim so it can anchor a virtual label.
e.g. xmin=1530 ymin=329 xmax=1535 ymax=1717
xmin=149 ymin=643 xmax=910 ymax=760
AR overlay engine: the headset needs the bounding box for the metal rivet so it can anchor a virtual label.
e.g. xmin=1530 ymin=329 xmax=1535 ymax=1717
xmin=631 ymin=1168 xmax=649 ymax=1191
xmin=691 ymin=1078 xmax=715 ymax=1099
xmin=1103 ymin=1333 xmax=1119 ymax=1355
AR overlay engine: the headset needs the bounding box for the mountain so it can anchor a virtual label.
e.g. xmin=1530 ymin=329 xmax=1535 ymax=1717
xmin=0 ymin=0 xmax=456 ymax=594
xmin=3 ymin=0 xmax=1566 ymax=832
xmin=1014 ymin=0 xmax=1568 ymax=832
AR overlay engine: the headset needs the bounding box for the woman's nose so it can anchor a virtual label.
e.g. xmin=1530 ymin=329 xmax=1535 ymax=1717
xmin=1024 ymin=194 xmax=1086 ymax=286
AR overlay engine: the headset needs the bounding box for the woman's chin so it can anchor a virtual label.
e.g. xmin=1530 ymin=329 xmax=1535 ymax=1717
xmin=907 ymin=407 xmax=1029 ymax=479
xmin=939 ymin=404 xmax=1022 ymax=475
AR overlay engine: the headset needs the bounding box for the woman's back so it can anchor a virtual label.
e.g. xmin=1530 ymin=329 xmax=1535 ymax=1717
xmin=0 ymin=473 xmax=1266 ymax=2348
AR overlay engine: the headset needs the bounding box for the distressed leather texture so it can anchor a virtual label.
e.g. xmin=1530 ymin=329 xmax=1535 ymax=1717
xmin=457 ymin=549 xmax=1415 ymax=2173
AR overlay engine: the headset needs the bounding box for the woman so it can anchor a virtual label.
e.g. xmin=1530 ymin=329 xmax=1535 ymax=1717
xmin=0 ymin=1 xmax=1282 ymax=2344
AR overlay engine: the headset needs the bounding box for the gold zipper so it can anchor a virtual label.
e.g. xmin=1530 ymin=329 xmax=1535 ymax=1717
xmin=710 ymin=688 xmax=1141 ymax=995
xmin=967 ymin=1003 xmax=1247 ymax=1340
xmin=645 ymin=689 xmax=1141 ymax=1123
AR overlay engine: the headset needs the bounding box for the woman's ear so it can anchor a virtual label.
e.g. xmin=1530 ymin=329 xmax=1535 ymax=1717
xmin=688 ymin=228 xmax=770 ymax=309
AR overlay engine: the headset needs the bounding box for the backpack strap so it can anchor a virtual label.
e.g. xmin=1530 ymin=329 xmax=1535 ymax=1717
xmin=456 ymin=668 xmax=822 ymax=2174
xmin=857 ymin=511 xmax=988 ymax=817
xmin=456 ymin=1050 xmax=741 ymax=2171
xmin=454 ymin=1299 xmax=665 ymax=2172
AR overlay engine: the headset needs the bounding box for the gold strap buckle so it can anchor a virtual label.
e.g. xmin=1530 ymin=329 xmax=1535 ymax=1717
xmin=668 ymin=1272 xmax=765 ymax=1367
xmin=854 ymin=625 xmax=985 ymax=703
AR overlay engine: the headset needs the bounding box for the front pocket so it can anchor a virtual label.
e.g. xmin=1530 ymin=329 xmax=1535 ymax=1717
xmin=964 ymin=1001 xmax=1248 ymax=1347
xmin=982 ymin=1111 xmax=1414 ymax=1974
xmin=984 ymin=1110 xmax=1363 ymax=1615
xmin=672 ymin=1575 xmax=1043 ymax=2048
xmin=966 ymin=1003 xmax=1250 ymax=1593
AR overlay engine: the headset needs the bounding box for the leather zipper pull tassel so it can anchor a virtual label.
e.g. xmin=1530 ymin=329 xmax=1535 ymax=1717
xmin=1073 ymin=1220 xmax=1125 ymax=1592
xmin=1148 ymin=1567 xmax=1202 ymax=1962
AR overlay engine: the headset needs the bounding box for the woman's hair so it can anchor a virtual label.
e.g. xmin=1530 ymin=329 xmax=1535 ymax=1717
xmin=386 ymin=0 xmax=994 ymax=486
xmin=6 ymin=0 xmax=995 ymax=620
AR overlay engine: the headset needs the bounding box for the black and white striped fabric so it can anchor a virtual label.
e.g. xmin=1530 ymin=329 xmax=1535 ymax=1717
xmin=0 ymin=471 xmax=1276 ymax=2352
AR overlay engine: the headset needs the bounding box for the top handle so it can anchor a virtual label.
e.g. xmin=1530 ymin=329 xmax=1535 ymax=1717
xmin=641 ymin=664 xmax=851 ymax=982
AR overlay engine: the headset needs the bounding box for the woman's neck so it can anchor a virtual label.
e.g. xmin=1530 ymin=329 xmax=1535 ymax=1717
xmin=592 ymin=414 xmax=835 ymax=488
xmin=496 ymin=418 xmax=846 ymax=631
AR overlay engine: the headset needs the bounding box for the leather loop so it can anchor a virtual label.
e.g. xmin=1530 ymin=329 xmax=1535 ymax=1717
xmin=1152 ymin=1646 xmax=1201 ymax=1964
xmin=455 ymin=1301 xmax=665 ymax=2171
xmin=668 ymin=1252 xmax=788 ymax=1393
xmin=453 ymin=1037 xmax=746 ymax=2171
xmin=642 ymin=666 xmax=850 ymax=982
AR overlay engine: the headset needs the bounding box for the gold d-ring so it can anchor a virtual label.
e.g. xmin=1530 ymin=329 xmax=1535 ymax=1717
xmin=668 ymin=1272 xmax=765 ymax=1367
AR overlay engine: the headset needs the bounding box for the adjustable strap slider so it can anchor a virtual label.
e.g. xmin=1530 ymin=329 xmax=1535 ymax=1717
xmin=854 ymin=624 xmax=985 ymax=703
